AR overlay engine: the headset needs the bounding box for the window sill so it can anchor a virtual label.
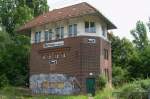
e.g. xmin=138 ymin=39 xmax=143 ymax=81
xmin=85 ymin=30 xmax=96 ymax=33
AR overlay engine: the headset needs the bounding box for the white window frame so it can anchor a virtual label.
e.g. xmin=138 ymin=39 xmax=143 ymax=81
xmin=102 ymin=26 xmax=106 ymax=37
xmin=45 ymin=29 xmax=52 ymax=42
xmin=55 ymin=26 xmax=64 ymax=39
xmin=68 ymin=24 xmax=77 ymax=37
xmin=85 ymin=21 xmax=96 ymax=33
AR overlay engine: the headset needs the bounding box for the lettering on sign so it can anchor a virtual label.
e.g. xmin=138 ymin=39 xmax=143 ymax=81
xmin=44 ymin=41 xmax=64 ymax=48
xmin=88 ymin=38 xmax=96 ymax=43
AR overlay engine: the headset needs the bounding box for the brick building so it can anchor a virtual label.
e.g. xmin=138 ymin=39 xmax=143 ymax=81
xmin=18 ymin=2 xmax=116 ymax=95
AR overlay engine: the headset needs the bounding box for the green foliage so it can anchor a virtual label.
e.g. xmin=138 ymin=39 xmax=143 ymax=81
xmin=129 ymin=45 xmax=150 ymax=79
xmin=116 ymin=79 xmax=150 ymax=99
xmin=131 ymin=21 xmax=149 ymax=50
xmin=110 ymin=22 xmax=150 ymax=85
xmin=26 ymin=0 xmax=49 ymax=17
xmin=112 ymin=66 xmax=128 ymax=86
xmin=0 ymin=87 xmax=87 ymax=99
xmin=0 ymin=31 xmax=12 ymax=51
xmin=97 ymin=74 xmax=107 ymax=90
xmin=0 ymin=74 xmax=9 ymax=88
xmin=110 ymin=34 xmax=134 ymax=68
xmin=0 ymin=0 xmax=49 ymax=87
xmin=0 ymin=34 xmax=30 ymax=86
xmin=0 ymin=0 xmax=49 ymax=35
xmin=94 ymin=87 xmax=114 ymax=99
xmin=109 ymin=33 xmax=134 ymax=85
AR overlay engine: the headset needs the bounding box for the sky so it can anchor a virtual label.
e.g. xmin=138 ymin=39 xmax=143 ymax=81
xmin=47 ymin=0 xmax=150 ymax=40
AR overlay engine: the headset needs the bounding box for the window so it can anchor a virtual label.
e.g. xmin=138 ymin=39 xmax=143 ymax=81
xmin=69 ymin=25 xmax=72 ymax=36
xmin=104 ymin=49 xmax=109 ymax=60
xmin=68 ymin=24 xmax=77 ymax=37
xmin=45 ymin=29 xmax=52 ymax=42
xmin=102 ymin=26 xmax=106 ymax=37
xmin=35 ymin=31 xmax=41 ymax=43
xmin=104 ymin=69 xmax=109 ymax=81
xmin=60 ymin=27 xmax=64 ymax=39
xmin=74 ymin=24 xmax=77 ymax=36
xmin=85 ymin=21 xmax=96 ymax=33
xmin=55 ymin=27 xmax=64 ymax=39
xmin=45 ymin=31 xmax=49 ymax=42
xmin=55 ymin=28 xmax=60 ymax=40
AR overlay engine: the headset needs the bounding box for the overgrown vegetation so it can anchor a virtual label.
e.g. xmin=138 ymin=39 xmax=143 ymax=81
xmin=0 ymin=0 xmax=49 ymax=87
xmin=114 ymin=79 xmax=150 ymax=99
xmin=0 ymin=86 xmax=87 ymax=99
xmin=97 ymin=74 xmax=107 ymax=90
xmin=110 ymin=21 xmax=150 ymax=86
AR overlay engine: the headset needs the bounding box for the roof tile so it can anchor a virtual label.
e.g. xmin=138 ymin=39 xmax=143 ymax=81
xmin=18 ymin=2 xmax=116 ymax=32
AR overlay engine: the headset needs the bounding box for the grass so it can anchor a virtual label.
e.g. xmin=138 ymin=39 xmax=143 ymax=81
xmin=0 ymin=86 xmax=88 ymax=99
xmin=94 ymin=86 xmax=115 ymax=99
xmin=0 ymin=86 xmax=115 ymax=99
xmin=1 ymin=79 xmax=149 ymax=99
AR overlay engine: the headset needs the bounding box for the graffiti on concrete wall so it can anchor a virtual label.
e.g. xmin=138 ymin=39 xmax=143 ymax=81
xmin=30 ymin=74 xmax=80 ymax=95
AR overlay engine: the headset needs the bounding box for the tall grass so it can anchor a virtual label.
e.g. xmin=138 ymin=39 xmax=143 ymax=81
xmin=94 ymin=86 xmax=115 ymax=99
xmin=1 ymin=79 xmax=150 ymax=99
xmin=0 ymin=86 xmax=87 ymax=99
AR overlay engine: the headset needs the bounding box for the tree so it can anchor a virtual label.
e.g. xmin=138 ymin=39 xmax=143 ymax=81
xmin=131 ymin=21 xmax=149 ymax=50
xmin=128 ymin=21 xmax=150 ymax=79
xmin=0 ymin=31 xmax=12 ymax=51
xmin=0 ymin=0 xmax=49 ymax=87
xmin=109 ymin=33 xmax=134 ymax=85
xmin=0 ymin=0 xmax=49 ymax=36
xmin=26 ymin=0 xmax=49 ymax=17
xmin=128 ymin=45 xmax=150 ymax=79
xmin=0 ymin=35 xmax=30 ymax=86
xmin=112 ymin=66 xmax=128 ymax=86
xmin=109 ymin=33 xmax=134 ymax=68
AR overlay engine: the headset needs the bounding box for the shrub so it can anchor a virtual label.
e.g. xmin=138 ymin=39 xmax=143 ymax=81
xmin=112 ymin=66 xmax=129 ymax=86
xmin=0 ymin=74 xmax=9 ymax=88
xmin=97 ymin=74 xmax=107 ymax=90
xmin=95 ymin=87 xmax=115 ymax=99
xmin=115 ymin=79 xmax=150 ymax=99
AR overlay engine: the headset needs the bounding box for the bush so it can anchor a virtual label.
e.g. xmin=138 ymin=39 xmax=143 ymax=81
xmin=95 ymin=87 xmax=115 ymax=99
xmin=115 ymin=79 xmax=150 ymax=99
xmin=0 ymin=74 xmax=9 ymax=88
xmin=112 ymin=66 xmax=129 ymax=86
xmin=97 ymin=74 xmax=107 ymax=90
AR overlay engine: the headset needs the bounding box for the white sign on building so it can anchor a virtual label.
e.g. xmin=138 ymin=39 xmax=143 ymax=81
xmin=44 ymin=41 xmax=64 ymax=48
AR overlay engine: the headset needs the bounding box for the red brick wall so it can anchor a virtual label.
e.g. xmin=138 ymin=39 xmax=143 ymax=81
xmin=29 ymin=36 xmax=112 ymax=92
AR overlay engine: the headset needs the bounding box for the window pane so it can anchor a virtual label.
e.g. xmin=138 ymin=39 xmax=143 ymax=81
xmin=60 ymin=27 xmax=64 ymax=39
xmin=85 ymin=22 xmax=89 ymax=32
xmin=90 ymin=22 xmax=96 ymax=32
xmin=45 ymin=31 xmax=49 ymax=42
xmin=102 ymin=26 xmax=105 ymax=36
xmin=68 ymin=25 xmax=72 ymax=36
xmin=49 ymin=29 xmax=52 ymax=40
xmin=56 ymin=28 xmax=60 ymax=39
xmin=104 ymin=49 xmax=109 ymax=60
xmin=38 ymin=32 xmax=41 ymax=42
xmin=35 ymin=32 xmax=38 ymax=43
xmin=73 ymin=24 xmax=77 ymax=36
